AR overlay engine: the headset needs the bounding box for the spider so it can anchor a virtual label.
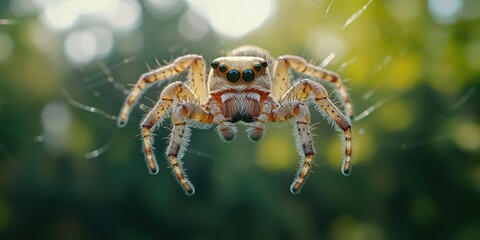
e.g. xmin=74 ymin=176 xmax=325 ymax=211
xmin=117 ymin=46 xmax=353 ymax=196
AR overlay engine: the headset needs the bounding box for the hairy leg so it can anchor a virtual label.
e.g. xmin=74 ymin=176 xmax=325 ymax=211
xmin=118 ymin=54 xmax=207 ymax=127
xmin=140 ymin=82 xmax=197 ymax=175
xmin=165 ymin=102 xmax=212 ymax=196
xmin=283 ymin=79 xmax=353 ymax=176
xmin=273 ymin=55 xmax=354 ymax=119
xmin=271 ymin=101 xmax=314 ymax=194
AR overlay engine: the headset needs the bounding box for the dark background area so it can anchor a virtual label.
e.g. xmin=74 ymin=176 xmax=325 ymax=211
xmin=1 ymin=0 xmax=479 ymax=239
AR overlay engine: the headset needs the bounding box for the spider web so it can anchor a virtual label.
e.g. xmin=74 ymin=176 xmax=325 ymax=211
xmin=0 ymin=0 xmax=476 ymax=172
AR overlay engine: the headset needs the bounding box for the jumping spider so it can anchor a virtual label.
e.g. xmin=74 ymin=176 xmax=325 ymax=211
xmin=117 ymin=46 xmax=353 ymax=196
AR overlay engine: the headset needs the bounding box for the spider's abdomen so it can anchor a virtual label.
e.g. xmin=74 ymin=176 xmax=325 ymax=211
xmin=220 ymin=91 xmax=262 ymax=123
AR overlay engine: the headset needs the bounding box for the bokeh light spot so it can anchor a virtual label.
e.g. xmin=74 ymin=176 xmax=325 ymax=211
xmin=383 ymin=53 xmax=421 ymax=91
xmin=185 ymin=0 xmax=276 ymax=39
xmin=104 ymin=0 xmax=142 ymax=32
xmin=31 ymin=24 xmax=60 ymax=54
xmin=386 ymin=0 xmax=420 ymax=22
xmin=256 ymin=129 xmax=295 ymax=171
xmin=40 ymin=1 xmax=79 ymax=31
xmin=308 ymin=30 xmax=346 ymax=59
xmin=377 ymin=100 xmax=416 ymax=132
xmin=41 ymin=101 xmax=72 ymax=152
xmin=452 ymin=122 xmax=480 ymax=152
xmin=428 ymin=0 xmax=464 ymax=24
xmin=63 ymin=28 xmax=113 ymax=65
xmin=178 ymin=10 xmax=209 ymax=41
xmin=329 ymin=216 xmax=384 ymax=240
xmin=88 ymin=27 xmax=114 ymax=58
xmin=64 ymin=30 xmax=97 ymax=65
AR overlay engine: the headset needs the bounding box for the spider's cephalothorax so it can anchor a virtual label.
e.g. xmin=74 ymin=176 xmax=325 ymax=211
xmin=117 ymin=45 xmax=353 ymax=196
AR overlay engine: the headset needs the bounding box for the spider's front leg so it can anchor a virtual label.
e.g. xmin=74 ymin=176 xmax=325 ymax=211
xmin=271 ymin=101 xmax=315 ymax=194
xmin=165 ymin=102 xmax=211 ymax=196
xmin=141 ymin=82 xmax=211 ymax=196
xmin=118 ymin=54 xmax=207 ymax=127
xmin=273 ymin=79 xmax=352 ymax=194
xmin=141 ymin=82 xmax=196 ymax=175
xmin=284 ymin=79 xmax=353 ymax=177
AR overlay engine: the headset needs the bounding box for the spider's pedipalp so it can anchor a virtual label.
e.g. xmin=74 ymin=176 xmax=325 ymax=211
xmin=246 ymin=96 xmax=278 ymax=142
xmin=208 ymin=101 xmax=237 ymax=141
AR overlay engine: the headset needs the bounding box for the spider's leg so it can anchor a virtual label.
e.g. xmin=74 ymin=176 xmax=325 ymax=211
xmin=118 ymin=54 xmax=206 ymax=127
xmin=271 ymin=57 xmax=292 ymax=100
xmin=283 ymin=79 xmax=353 ymax=176
xmin=274 ymin=55 xmax=354 ymax=119
xmin=140 ymin=82 xmax=197 ymax=175
xmin=271 ymin=101 xmax=314 ymax=194
xmin=187 ymin=56 xmax=208 ymax=104
xmin=166 ymin=102 xmax=211 ymax=196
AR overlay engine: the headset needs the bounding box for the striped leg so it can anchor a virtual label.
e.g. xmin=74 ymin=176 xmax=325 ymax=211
xmin=166 ymin=102 xmax=211 ymax=196
xmin=283 ymin=79 xmax=353 ymax=176
xmin=272 ymin=101 xmax=314 ymax=194
xmin=271 ymin=56 xmax=292 ymax=100
xmin=140 ymin=82 xmax=196 ymax=175
xmin=118 ymin=54 xmax=206 ymax=127
xmin=274 ymin=55 xmax=354 ymax=119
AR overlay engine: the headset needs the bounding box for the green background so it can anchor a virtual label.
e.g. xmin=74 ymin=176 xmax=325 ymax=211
xmin=1 ymin=0 xmax=479 ymax=239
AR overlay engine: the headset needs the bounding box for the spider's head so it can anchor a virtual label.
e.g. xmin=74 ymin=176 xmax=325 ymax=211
xmin=209 ymin=56 xmax=270 ymax=91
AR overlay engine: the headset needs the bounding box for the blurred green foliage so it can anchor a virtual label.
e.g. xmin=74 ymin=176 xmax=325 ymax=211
xmin=1 ymin=0 xmax=480 ymax=239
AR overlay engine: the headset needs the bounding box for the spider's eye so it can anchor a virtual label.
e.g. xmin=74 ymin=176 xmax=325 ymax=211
xmin=219 ymin=64 xmax=227 ymax=73
xmin=254 ymin=64 xmax=262 ymax=72
xmin=226 ymin=69 xmax=240 ymax=82
xmin=261 ymin=60 xmax=268 ymax=68
xmin=211 ymin=60 xmax=218 ymax=69
xmin=242 ymin=69 xmax=255 ymax=82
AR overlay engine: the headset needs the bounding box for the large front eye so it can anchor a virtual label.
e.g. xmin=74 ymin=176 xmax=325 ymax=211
xmin=226 ymin=69 xmax=240 ymax=82
xmin=242 ymin=69 xmax=255 ymax=82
